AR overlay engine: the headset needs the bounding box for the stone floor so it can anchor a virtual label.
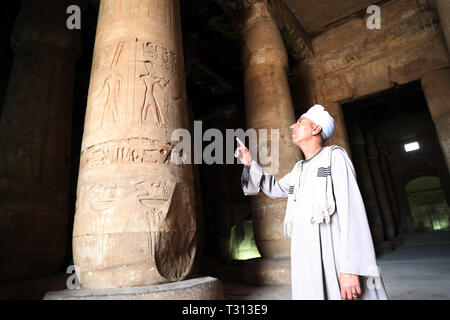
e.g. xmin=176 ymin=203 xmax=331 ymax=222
xmin=222 ymin=231 xmax=450 ymax=300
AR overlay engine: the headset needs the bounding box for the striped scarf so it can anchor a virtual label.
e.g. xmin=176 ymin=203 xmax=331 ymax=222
xmin=284 ymin=145 xmax=346 ymax=237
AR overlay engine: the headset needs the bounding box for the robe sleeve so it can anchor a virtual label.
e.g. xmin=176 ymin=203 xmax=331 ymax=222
xmin=241 ymin=160 xmax=295 ymax=199
xmin=331 ymin=149 xmax=380 ymax=277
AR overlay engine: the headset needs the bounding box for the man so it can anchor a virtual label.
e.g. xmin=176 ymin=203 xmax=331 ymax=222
xmin=234 ymin=104 xmax=388 ymax=300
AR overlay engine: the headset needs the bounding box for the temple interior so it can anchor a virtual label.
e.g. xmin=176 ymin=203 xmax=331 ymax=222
xmin=0 ymin=0 xmax=449 ymax=300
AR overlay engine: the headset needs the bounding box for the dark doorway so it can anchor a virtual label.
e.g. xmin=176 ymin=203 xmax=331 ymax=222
xmin=342 ymin=81 xmax=450 ymax=240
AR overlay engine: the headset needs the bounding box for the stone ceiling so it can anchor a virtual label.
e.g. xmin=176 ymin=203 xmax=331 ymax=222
xmin=282 ymin=0 xmax=385 ymax=35
xmin=215 ymin=0 xmax=385 ymax=35
xmin=84 ymin=0 xmax=386 ymax=36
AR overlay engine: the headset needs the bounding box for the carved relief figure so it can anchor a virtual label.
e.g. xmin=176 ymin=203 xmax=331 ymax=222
xmin=140 ymin=61 xmax=167 ymax=126
xmin=99 ymin=42 xmax=124 ymax=127
xmin=138 ymin=40 xmax=179 ymax=127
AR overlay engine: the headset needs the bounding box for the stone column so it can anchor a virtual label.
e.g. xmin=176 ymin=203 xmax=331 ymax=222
xmin=72 ymin=0 xmax=196 ymax=290
xmin=347 ymin=116 xmax=385 ymax=246
xmin=0 ymin=2 xmax=20 ymax=114
xmin=239 ymin=0 xmax=301 ymax=258
xmin=376 ymin=137 xmax=403 ymax=236
xmin=0 ymin=0 xmax=82 ymax=280
xmin=0 ymin=17 xmax=8 ymax=116
xmin=422 ymin=68 xmax=450 ymax=172
xmin=365 ymin=130 xmax=396 ymax=240
xmin=323 ymin=102 xmax=351 ymax=154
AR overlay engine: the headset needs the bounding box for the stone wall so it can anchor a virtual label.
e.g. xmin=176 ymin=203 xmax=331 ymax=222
xmin=291 ymin=0 xmax=449 ymax=109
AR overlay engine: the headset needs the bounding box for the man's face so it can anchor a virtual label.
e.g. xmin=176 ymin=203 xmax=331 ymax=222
xmin=290 ymin=116 xmax=320 ymax=146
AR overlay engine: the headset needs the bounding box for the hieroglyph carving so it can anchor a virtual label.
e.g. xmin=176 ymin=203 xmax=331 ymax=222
xmin=89 ymin=41 xmax=126 ymax=128
xmin=138 ymin=40 xmax=178 ymax=127
xmin=79 ymin=178 xmax=195 ymax=236
xmin=99 ymin=42 xmax=124 ymax=126
xmin=134 ymin=180 xmax=170 ymax=208
xmin=87 ymin=182 xmax=119 ymax=211
xmin=82 ymin=179 xmax=171 ymax=215
xmin=80 ymin=138 xmax=173 ymax=170
xmin=306 ymin=13 xmax=440 ymax=77
xmin=76 ymin=178 xmax=196 ymax=281
xmin=88 ymin=39 xmax=179 ymax=130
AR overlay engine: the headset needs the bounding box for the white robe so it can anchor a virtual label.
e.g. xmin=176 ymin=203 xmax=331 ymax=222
xmin=241 ymin=146 xmax=388 ymax=300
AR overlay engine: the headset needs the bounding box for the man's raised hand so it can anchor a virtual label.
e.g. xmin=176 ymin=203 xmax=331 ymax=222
xmin=234 ymin=137 xmax=252 ymax=166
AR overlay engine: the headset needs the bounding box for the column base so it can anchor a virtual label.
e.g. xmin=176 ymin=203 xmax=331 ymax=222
xmin=43 ymin=276 xmax=224 ymax=300
xmin=244 ymin=258 xmax=291 ymax=285
xmin=219 ymin=258 xmax=291 ymax=286
xmin=256 ymin=239 xmax=290 ymax=258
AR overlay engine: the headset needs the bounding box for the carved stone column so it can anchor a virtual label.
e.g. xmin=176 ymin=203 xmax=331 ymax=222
xmin=391 ymin=173 xmax=415 ymax=233
xmin=347 ymin=116 xmax=385 ymax=246
xmin=0 ymin=0 xmax=82 ymax=280
xmin=365 ymin=131 xmax=396 ymax=240
xmin=72 ymin=0 xmax=196 ymax=289
xmin=323 ymin=102 xmax=351 ymax=154
xmin=376 ymin=137 xmax=403 ymax=236
xmin=0 ymin=2 xmax=20 ymax=114
xmin=239 ymin=0 xmax=301 ymax=258
xmin=422 ymin=68 xmax=450 ymax=173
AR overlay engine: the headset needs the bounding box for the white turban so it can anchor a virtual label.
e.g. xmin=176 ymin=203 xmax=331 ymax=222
xmin=301 ymin=104 xmax=335 ymax=140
